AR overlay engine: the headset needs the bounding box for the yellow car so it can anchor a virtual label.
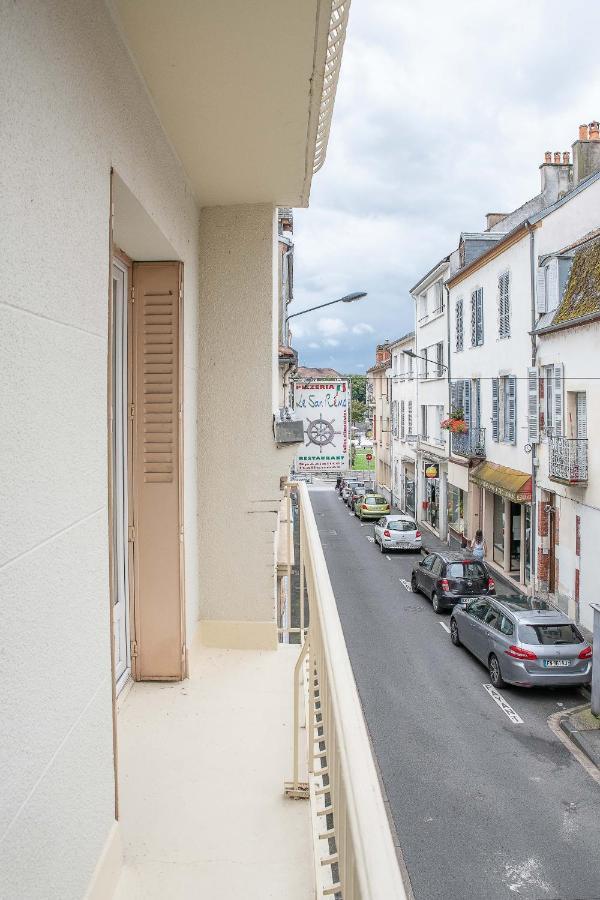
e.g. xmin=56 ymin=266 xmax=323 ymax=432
xmin=355 ymin=493 xmax=390 ymax=520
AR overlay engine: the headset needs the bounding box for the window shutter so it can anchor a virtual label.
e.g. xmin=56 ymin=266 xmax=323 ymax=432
xmin=451 ymin=380 xmax=458 ymax=413
xmin=463 ymin=379 xmax=471 ymax=430
xmin=436 ymin=342 xmax=443 ymax=376
xmin=507 ymin=375 xmax=517 ymax=444
xmin=476 ymin=288 xmax=484 ymax=345
xmin=553 ymin=362 xmax=564 ymax=436
xmin=456 ymin=298 xmax=463 ymax=352
xmin=536 ymin=267 xmax=547 ymax=313
xmin=132 ymin=261 xmax=185 ymax=680
xmin=498 ymin=271 xmax=510 ymax=338
xmin=475 ymin=378 xmax=481 ymax=428
xmin=408 ymin=400 xmax=413 ymax=435
xmin=546 ymin=258 xmax=559 ymax=311
xmin=471 ymin=292 xmax=477 ymax=346
xmin=527 ymin=367 xmax=540 ymax=444
xmin=492 ymin=378 xmax=500 ymax=441
xmin=400 ymin=400 xmax=405 ymax=439
xmin=576 ymin=393 xmax=587 ymax=439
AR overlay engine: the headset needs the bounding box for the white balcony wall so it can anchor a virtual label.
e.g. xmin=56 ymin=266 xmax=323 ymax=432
xmin=1 ymin=2 xmax=200 ymax=897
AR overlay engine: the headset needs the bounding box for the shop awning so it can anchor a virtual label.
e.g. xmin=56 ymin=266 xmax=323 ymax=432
xmin=470 ymin=461 xmax=532 ymax=502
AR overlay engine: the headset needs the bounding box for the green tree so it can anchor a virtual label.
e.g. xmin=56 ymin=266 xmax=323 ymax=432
xmin=345 ymin=374 xmax=366 ymax=403
xmin=351 ymin=398 xmax=367 ymax=424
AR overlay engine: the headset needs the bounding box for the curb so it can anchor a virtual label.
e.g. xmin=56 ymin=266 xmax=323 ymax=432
xmin=560 ymin=712 xmax=600 ymax=771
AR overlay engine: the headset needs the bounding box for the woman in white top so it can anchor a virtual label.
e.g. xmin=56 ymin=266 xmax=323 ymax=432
xmin=469 ymin=529 xmax=487 ymax=560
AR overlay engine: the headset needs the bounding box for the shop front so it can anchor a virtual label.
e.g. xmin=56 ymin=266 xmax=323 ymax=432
xmin=447 ymin=460 xmax=469 ymax=542
xmin=471 ymin=461 xmax=532 ymax=586
xmin=423 ymin=460 xmax=440 ymax=531
xmin=402 ymin=459 xmax=416 ymax=517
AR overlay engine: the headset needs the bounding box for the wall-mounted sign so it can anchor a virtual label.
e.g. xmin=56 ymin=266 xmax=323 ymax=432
xmin=425 ymin=463 xmax=439 ymax=479
xmin=293 ymin=380 xmax=350 ymax=473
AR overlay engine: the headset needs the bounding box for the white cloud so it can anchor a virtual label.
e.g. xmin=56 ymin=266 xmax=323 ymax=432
xmin=352 ymin=322 xmax=375 ymax=335
xmin=317 ymin=316 xmax=347 ymax=337
xmin=308 ymin=341 xmax=320 ymax=349
xmin=324 ymin=338 xmax=340 ymax=347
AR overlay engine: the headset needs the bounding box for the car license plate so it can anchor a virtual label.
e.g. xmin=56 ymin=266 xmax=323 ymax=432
xmin=543 ymin=659 xmax=571 ymax=667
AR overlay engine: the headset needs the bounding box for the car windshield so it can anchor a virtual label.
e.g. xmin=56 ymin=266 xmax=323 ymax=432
xmin=518 ymin=623 xmax=584 ymax=645
xmin=369 ymin=497 xmax=387 ymax=505
xmin=446 ymin=561 xmax=486 ymax=579
xmin=388 ymin=520 xmax=417 ymax=532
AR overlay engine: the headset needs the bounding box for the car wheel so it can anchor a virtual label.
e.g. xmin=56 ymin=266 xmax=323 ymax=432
xmin=489 ymin=654 xmax=505 ymax=689
xmin=450 ymin=618 xmax=461 ymax=646
xmin=411 ymin=574 xmax=419 ymax=594
xmin=431 ymin=592 xmax=443 ymax=614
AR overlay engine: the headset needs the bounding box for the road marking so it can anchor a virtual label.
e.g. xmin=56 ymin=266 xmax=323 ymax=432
xmin=482 ymin=684 xmax=523 ymax=724
xmin=439 ymin=622 xmax=450 ymax=634
xmin=366 ymin=536 xmax=375 ymax=543
xmin=386 ymin=555 xmax=391 ymax=561
xmin=348 ymin=511 xmax=354 ymax=516
xmin=328 ymin=530 xmax=337 ymax=535
xmin=360 ymin=523 xmax=364 ymax=527
xmin=399 ymin=578 xmax=413 ymax=592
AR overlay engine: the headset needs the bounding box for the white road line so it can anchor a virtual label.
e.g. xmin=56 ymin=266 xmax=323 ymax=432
xmin=348 ymin=511 xmax=354 ymax=516
xmin=360 ymin=523 xmax=364 ymax=527
xmin=482 ymin=684 xmax=524 ymax=724
xmin=366 ymin=536 xmax=375 ymax=543
xmin=386 ymin=555 xmax=391 ymax=561
xmin=439 ymin=622 xmax=450 ymax=634
xmin=399 ymin=578 xmax=413 ymax=592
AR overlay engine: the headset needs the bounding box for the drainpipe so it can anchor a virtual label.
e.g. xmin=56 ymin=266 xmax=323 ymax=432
xmin=445 ymin=282 xmax=452 ymax=546
xmin=413 ymin=296 xmax=421 ymax=523
xmin=526 ymin=220 xmax=537 ymax=594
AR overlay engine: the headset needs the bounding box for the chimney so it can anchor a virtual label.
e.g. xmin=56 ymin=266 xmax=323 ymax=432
xmin=485 ymin=212 xmax=508 ymax=231
xmin=572 ymin=119 xmax=600 ymax=186
xmin=540 ymin=148 xmax=573 ymax=203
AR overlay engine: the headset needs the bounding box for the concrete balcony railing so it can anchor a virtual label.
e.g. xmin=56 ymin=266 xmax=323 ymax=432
xmin=452 ymin=426 xmax=486 ymax=459
xmin=549 ymin=436 xmax=588 ymax=484
xmin=284 ymin=481 xmax=407 ymax=899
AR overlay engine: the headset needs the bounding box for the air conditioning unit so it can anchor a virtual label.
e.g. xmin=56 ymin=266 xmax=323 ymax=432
xmin=274 ymin=418 xmax=304 ymax=444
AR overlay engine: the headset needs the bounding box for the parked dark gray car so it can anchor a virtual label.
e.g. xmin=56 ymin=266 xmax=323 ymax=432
xmin=411 ymin=551 xmax=495 ymax=613
xmin=450 ymin=595 xmax=592 ymax=688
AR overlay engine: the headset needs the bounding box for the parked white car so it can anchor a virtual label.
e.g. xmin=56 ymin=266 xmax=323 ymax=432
xmin=373 ymin=515 xmax=421 ymax=552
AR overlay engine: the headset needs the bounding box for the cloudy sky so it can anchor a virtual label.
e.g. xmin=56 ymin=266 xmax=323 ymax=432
xmin=291 ymin=0 xmax=600 ymax=374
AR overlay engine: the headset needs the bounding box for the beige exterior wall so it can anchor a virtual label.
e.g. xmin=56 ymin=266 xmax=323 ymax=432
xmin=197 ymin=205 xmax=296 ymax=648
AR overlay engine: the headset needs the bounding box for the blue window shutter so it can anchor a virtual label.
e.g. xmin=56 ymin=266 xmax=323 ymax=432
xmin=463 ymin=379 xmax=471 ymax=430
xmin=508 ymin=375 xmax=517 ymax=444
xmin=475 ymin=378 xmax=481 ymax=429
xmin=492 ymin=378 xmax=499 ymax=441
xmin=471 ymin=292 xmax=477 ymax=346
xmin=476 ymin=288 xmax=484 ymax=345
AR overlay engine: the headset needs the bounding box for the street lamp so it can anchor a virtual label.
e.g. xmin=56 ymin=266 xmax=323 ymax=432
xmin=402 ymin=348 xmax=448 ymax=374
xmin=286 ymin=291 xmax=367 ymax=324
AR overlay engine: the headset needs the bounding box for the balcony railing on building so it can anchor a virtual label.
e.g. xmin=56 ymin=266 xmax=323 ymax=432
xmin=549 ymin=436 xmax=588 ymax=484
xmin=279 ymin=482 xmax=407 ymax=899
xmin=452 ymin=426 xmax=486 ymax=459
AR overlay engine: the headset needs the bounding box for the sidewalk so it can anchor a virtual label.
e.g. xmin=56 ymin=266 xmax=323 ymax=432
xmin=560 ymin=705 xmax=600 ymax=770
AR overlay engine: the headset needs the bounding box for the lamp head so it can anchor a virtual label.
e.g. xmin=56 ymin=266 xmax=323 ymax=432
xmin=341 ymin=292 xmax=367 ymax=303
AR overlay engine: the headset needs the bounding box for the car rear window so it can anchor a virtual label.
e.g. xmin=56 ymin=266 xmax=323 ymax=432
xmin=372 ymin=497 xmax=387 ymax=505
xmin=518 ymin=623 xmax=584 ymax=645
xmin=446 ymin=561 xmax=486 ymax=579
xmin=388 ymin=520 xmax=417 ymax=532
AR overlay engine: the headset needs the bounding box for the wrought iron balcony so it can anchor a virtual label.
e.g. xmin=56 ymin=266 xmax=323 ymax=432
xmin=452 ymin=426 xmax=486 ymax=459
xmin=549 ymin=437 xmax=588 ymax=484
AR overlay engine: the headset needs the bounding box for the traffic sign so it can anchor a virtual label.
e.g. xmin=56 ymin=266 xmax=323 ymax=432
xmin=366 ymin=453 xmax=373 ymax=461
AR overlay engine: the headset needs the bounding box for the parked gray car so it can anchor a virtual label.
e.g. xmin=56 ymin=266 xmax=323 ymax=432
xmin=450 ymin=595 xmax=592 ymax=689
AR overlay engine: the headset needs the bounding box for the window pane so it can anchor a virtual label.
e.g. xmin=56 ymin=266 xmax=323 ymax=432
xmin=518 ymin=623 xmax=583 ymax=645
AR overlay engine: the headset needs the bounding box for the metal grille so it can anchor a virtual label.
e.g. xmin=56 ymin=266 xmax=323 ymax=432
xmin=452 ymin=427 xmax=486 ymax=459
xmin=549 ymin=437 xmax=588 ymax=483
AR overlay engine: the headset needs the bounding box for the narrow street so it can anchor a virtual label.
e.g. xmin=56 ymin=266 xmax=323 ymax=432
xmin=310 ymin=482 xmax=600 ymax=900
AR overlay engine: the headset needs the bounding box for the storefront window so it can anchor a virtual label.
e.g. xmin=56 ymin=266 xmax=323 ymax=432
xmin=510 ymin=502 xmax=522 ymax=573
xmin=524 ymin=504 xmax=531 ymax=583
xmin=493 ymin=493 xmax=505 ymax=565
xmin=404 ymin=476 xmax=415 ymax=517
xmin=448 ymin=485 xmax=464 ymax=534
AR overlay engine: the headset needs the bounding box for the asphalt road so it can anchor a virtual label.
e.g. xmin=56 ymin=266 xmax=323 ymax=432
xmin=310 ymin=483 xmax=600 ymax=900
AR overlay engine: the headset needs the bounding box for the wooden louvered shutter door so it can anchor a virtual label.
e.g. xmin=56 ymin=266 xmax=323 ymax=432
xmin=132 ymin=261 xmax=184 ymax=680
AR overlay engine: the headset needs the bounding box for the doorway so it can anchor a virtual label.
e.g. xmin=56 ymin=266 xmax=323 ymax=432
xmin=112 ymin=259 xmax=131 ymax=693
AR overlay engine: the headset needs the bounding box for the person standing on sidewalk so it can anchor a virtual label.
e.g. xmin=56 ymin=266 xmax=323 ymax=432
xmin=469 ymin=529 xmax=487 ymax=560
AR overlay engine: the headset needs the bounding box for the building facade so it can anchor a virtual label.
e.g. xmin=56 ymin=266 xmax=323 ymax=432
xmin=410 ymin=260 xmax=450 ymax=537
xmin=389 ymin=333 xmax=417 ymax=515
xmin=367 ymin=343 xmax=392 ymax=501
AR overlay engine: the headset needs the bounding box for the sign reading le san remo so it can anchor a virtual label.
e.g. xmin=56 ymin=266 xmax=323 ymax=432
xmin=293 ymin=381 xmax=350 ymax=474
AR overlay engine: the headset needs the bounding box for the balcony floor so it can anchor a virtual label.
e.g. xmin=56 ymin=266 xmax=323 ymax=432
xmin=114 ymin=638 xmax=312 ymax=900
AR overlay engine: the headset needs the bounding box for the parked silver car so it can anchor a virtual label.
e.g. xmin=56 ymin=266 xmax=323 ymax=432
xmin=374 ymin=515 xmax=421 ymax=552
xmin=341 ymin=480 xmax=363 ymax=502
xmin=450 ymin=595 xmax=592 ymax=689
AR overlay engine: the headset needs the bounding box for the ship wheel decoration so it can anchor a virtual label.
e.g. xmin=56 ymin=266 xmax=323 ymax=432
xmin=305 ymin=414 xmax=341 ymax=451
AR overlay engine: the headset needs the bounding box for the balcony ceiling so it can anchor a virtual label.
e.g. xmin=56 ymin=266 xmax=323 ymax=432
xmin=110 ymin=0 xmax=339 ymax=208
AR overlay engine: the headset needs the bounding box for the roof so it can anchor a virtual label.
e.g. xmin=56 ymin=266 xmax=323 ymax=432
xmin=409 ymin=256 xmax=451 ymax=295
xmin=470 ymin=461 xmax=532 ymax=502
xmin=447 ymin=168 xmax=600 ymax=289
xmin=296 ymin=366 xmax=342 ymax=379
xmin=388 ymin=331 xmax=415 ymax=349
xmin=422 ymin=550 xmax=481 ymax=562
xmin=493 ymin=596 xmax=570 ymax=622
xmin=551 ymin=235 xmax=600 ymax=326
